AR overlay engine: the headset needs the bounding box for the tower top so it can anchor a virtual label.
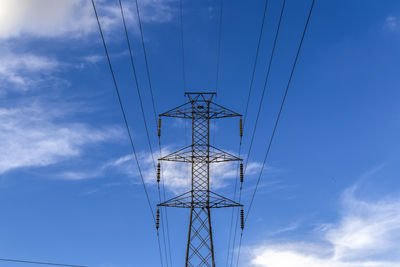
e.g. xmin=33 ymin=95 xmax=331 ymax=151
xmin=184 ymin=92 xmax=216 ymax=102
xmin=160 ymin=92 xmax=240 ymax=119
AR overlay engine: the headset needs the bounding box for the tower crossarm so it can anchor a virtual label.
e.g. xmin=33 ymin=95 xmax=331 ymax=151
xmin=208 ymin=145 xmax=242 ymax=163
xmin=160 ymin=101 xmax=241 ymax=119
xmin=158 ymin=190 xmax=243 ymax=209
xmin=159 ymin=145 xmax=193 ymax=163
xmin=159 ymin=145 xmax=242 ymax=163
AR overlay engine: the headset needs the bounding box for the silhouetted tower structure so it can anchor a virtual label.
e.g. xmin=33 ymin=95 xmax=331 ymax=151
xmin=157 ymin=92 xmax=243 ymax=266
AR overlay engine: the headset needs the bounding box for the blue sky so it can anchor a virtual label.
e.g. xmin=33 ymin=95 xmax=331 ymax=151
xmin=1 ymin=0 xmax=400 ymax=266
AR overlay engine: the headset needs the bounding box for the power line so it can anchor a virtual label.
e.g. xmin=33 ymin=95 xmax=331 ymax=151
xmin=243 ymin=0 xmax=286 ymax=174
xmin=225 ymin=1 xmax=269 ymax=265
xmin=132 ymin=1 xmax=173 ymax=265
xmin=157 ymin=176 xmax=170 ymax=267
xmin=158 ymin=138 xmax=173 ymax=267
xmin=91 ymin=1 xmax=164 ymax=266
xmin=117 ymin=1 xmax=171 ymax=266
xmin=180 ymin=0 xmax=188 ymax=172
xmin=242 ymin=0 xmax=269 ymax=130
xmin=215 ymin=0 xmax=224 ymax=96
xmin=155 ymin=232 xmax=165 ymax=267
xmin=91 ymin=0 xmax=155 ymax=219
xmin=229 ymin=0 xmax=286 ymax=265
xmin=0 ymin=258 xmax=86 ymax=267
xmin=133 ymin=0 xmax=158 ymax=126
xmin=236 ymin=1 xmax=316 ymax=266
xmin=211 ymin=0 xmax=224 ymax=196
xmin=117 ymin=0 xmax=157 ymax=173
xmin=179 ymin=0 xmax=186 ymax=94
xmin=245 ymin=0 xmax=315 ymax=231
xmin=226 ymin=147 xmax=242 ymax=267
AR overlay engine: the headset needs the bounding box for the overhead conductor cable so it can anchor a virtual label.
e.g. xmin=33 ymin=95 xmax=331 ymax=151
xmin=236 ymin=1 xmax=316 ymax=266
xmin=0 ymin=258 xmax=86 ymax=267
xmin=91 ymin=0 xmax=164 ymax=266
xmin=118 ymin=0 xmax=172 ymax=266
xmin=225 ymin=1 xmax=270 ymax=265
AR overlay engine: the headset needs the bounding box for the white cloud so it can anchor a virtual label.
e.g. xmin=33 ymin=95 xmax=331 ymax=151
xmin=57 ymin=169 xmax=105 ymax=181
xmin=104 ymin=149 xmax=261 ymax=193
xmin=104 ymin=150 xmax=191 ymax=192
xmin=0 ymin=51 xmax=60 ymax=90
xmin=326 ymin=186 xmax=400 ymax=262
xmin=83 ymin=55 xmax=104 ymax=64
xmin=385 ymin=15 xmax=398 ymax=31
xmin=0 ymin=103 xmax=121 ymax=174
xmin=248 ymin=185 xmax=400 ymax=267
xmin=0 ymin=0 xmax=96 ymax=39
xmin=266 ymin=222 xmax=300 ymax=237
xmin=137 ymin=0 xmax=175 ymax=23
xmin=0 ymin=0 xmax=175 ymax=40
xmin=0 ymin=0 xmax=177 ymax=90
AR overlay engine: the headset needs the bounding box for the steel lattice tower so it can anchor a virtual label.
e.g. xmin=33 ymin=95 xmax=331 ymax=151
xmin=157 ymin=92 xmax=243 ymax=267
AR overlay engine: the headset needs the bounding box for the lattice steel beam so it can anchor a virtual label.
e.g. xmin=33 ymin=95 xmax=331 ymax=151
xmin=157 ymin=92 xmax=242 ymax=267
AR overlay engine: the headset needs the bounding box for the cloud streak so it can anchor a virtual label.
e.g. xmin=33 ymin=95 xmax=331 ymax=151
xmin=248 ymin=184 xmax=400 ymax=267
xmin=68 ymin=148 xmax=262 ymax=192
xmin=385 ymin=15 xmax=398 ymax=32
xmin=0 ymin=0 xmax=176 ymax=40
xmin=0 ymin=51 xmax=61 ymax=90
xmin=0 ymin=103 xmax=121 ymax=175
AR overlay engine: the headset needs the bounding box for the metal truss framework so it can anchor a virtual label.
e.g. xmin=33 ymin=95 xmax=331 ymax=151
xmin=158 ymin=92 xmax=242 ymax=267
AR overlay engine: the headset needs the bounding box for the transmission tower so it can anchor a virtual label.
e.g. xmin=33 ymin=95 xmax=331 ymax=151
xmin=157 ymin=92 xmax=244 ymax=266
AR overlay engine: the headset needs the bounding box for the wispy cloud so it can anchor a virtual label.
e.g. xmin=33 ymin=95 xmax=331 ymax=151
xmin=133 ymin=0 xmax=176 ymax=23
xmin=83 ymin=55 xmax=104 ymax=65
xmin=0 ymin=103 xmax=122 ymax=175
xmin=0 ymin=0 xmax=178 ymax=91
xmin=125 ymin=149 xmax=260 ymax=193
xmin=385 ymin=15 xmax=398 ymax=32
xmin=0 ymin=0 xmax=176 ymax=40
xmin=326 ymin=186 xmax=400 ymax=262
xmin=0 ymin=0 xmax=97 ymax=39
xmin=0 ymin=51 xmax=61 ymax=90
xmin=69 ymin=148 xmax=262 ymax=192
xmin=248 ymin=181 xmax=400 ymax=266
xmin=266 ymin=222 xmax=300 ymax=237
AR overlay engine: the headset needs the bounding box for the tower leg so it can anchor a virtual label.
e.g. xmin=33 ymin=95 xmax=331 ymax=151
xmin=185 ymin=208 xmax=193 ymax=267
xmin=207 ymin=208 xmax=216 ymax=267
xmin=185 ymin=208 xmax=215 ymax=267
